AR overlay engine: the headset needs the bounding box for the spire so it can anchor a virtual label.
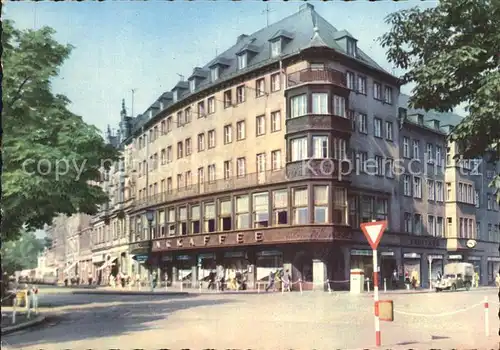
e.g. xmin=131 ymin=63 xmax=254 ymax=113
xmin=309 ymin=26 xmax=328 ymax=48
xmin=120 ymin=99 xmax=127 ymax=118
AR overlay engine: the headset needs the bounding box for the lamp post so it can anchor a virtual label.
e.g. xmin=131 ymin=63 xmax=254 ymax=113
xmin=145 ymin=209 xmax=155 ymax=291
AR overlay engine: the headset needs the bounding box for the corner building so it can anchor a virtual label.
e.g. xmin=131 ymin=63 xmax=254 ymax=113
xmin=109 ymin=4 xmax=499 ymax=290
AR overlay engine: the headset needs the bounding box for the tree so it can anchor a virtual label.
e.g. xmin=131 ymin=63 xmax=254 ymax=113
xmin=1 ymin=19 xmax=119 ymax=241
xmin=0 ymin=230 xmax=45 ymax=275
xmin=380 ymin=0 xmax=500 ymax=193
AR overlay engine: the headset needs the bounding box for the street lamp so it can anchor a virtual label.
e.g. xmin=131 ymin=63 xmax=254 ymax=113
xmin=145 ymin=209 xmax=155 ymax=291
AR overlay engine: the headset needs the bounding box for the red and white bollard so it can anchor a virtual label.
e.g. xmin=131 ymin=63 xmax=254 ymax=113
xmin=484 ymin=296 xmax=489 ymax=336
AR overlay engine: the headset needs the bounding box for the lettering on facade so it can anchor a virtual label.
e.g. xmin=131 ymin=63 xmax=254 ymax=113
xmin=237 ymin=233 xmax=244 ymax=244
xmin=189 ymin=238 xmax=195 ymax=246
xmin=203 ymin=236 xmax=210 ymax=245
xmin=155 ymin=241 xmax=161 ymax=248
xmin=166 ymin=240 xmax=171 ymax=248
xmin=408 ymin=238 xmax=439 ymax=248
xmin=255 ymin=232 xmax=263 ymax=242
xmin=219 ymin=235 xmax=226 ymax=244
xmin=177 ymin=239 xmax=183 ymax=247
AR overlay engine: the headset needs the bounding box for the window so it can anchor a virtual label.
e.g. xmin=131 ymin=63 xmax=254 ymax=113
xmin=178 ymin=207 xmax=188 ymax=235
xmin=375 ymin=198 xmax=388 ymax=222
xmin=185 ymin=107 xmax=191 ymax=124
xmin=374 ymin=156 xmax=384 ymax=176
xmin=273 ymin=189 xmax=288 ymax=225
xmin=271 ymin=111 xmax=281 ymax=132
xmin=414 ymin=214 xmax=422 ymax=234
xmin=271 ymin=150 xmax=281 ymax=170
xmin=271 ymin=40 xmax=281 ymax=57
xmin=357 ymin=75 xmax=367 ymax=94
xmin=348 ymin=195 xmax=359 ymax=227
xmin=290 ymin=94 xmax=307 ymax=118
xmin=403 ymin=137 xmax=410 ymax=158
xmin=436 ymin=217 xmax=443 ymax=237
xmin=292 ymin=188 xmax=308 ymax=224
xmin=177 ymin=111 xmax=184 ymax=126
xmin=332 ymin=138 xmax=347 ymax=160
xmin=219 ymin=199 xmax=232 ymax=231
xmin=236 ymin=157 xmax=246 ymax=177
xmin=385 ymin=121 xmax=393 ymax=141
xmin=189 ymin=79 xmax=196 ymax=93
xmin=208 ymin=97 xmax=215 ymax=114
xmin=197 ymin=133 xmax=205 ymax=151
xmin=404 ymin=212 xmax=412 ymax=233
xmin=197 ymin=167 xmax=204 ymax=185
xmin=413 ymin=177 xmax=422 ymax=199
xmin=236 ymin=120 xmax=246 ymax=140
xmin=256 ymin=153 xmax=266 ymax=173
xmin=312 ymin=93 xmax=328 ymax=114
xmin=208 ymin=130 xmax=216 ymax=148
xmin=236 ymin=85 xmax=245 ymax=103
xmin=403 ymin=175 xmax=412 ymax=196
xmin=167 ymin=177 xmax=173 ymax=192
xmin=373 ymin=82 xmax=382 ymax=100
xmin=384 ymin=86 xmax=393 ymax=104
xmin=346 ymin=71 xmax=355 ymax=90
xmin=197 ymin=101 xmax=205 ymax=118
xmin=223 ymin=90 xmax=233 ymax=108
xmin=374 ymin=118 xmax=382 ymax=137
xmin=210 ymin=67 xmax=219 ymax=81
xmin=160 ymin=149 xmax=166 ymax=165
xmin=475 ymin=190 xmax=480 ymax=208
xmin=256 ymin=78 xmax=265 ymax=97
xmin=312 ymin=136 xmax=328 ymax=158
xmin=330 ymin=187 xmax=346 ymax=224
xmin=346 ymin=39 xmax=357 ymax=56
xmin=290 ymin=137 xmax=308 ymax=161
xmin=413 ymin=140 xmax=420 ymax=158
xmin=436 ymin=181 xmax=444 ymax=202
xmin=361 ymin=196 xmax=374 ymax=222
xmin=207 ymin=164 xmax=216 ymax=182
xmin=314 ymin=186 xmax=329 ymax=223
xmin=333 ymin=95 xmax=346 ymax=117
xmin=271 ymin=73 xmax=280 ymax=92
xmin=177 ymin=173 xmax=184 ymax=189
xmin=446 ymin=182 xmax=452 ymax=201
xmin=256 ymin=115 xmax=266 ymax=136
xmin=428 ymin=215 xmax=435 ymax=236
xmin=426 ymin=143 xmax=434 ymax=163
xmin=436 ymin=146 xmax=442 ymax=166
xmin=357 ymin=151 xmax=368 ymax=173
xmin=310 ymin=63 xmax=324 ymax=70
xmin=427 ymin=179 xmax=435 ymax=201
xmin=253 ymin=192 xmax=269 ymax=228
xmin=358 ymin=113 xmax=367 ymax=133
xmin=223 ymin=160 xmax=232 ymax=179
xmin=236 ymin=196 xmax=250 ymax=229
xmin=224 ymin=125 xmax=232 ymax=144
xmin=191 ymin=205 xmax=200 ymax=234
xmin=185 ymin=138 xmax=192 ymax=156
xmin=237 ymin=54 xmax=247 ymax=70
xmin=185 ymin=171 xmax=192 ymax=187
xmin=167 ymin=208 xmax=176 ymax=236
xmin=204 ymin=202 xmax=216 ymax=233
xmin=385 ymin=158 xmax=394 ymax=178
xmin=177 ymin=141 xmax=183 ymax=159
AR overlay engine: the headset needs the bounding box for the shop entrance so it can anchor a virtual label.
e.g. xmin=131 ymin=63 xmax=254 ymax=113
xmin=293 ymin=251 xmax=313 ymax=283
xmin=380 ymin=253 xmax=397 ymax=288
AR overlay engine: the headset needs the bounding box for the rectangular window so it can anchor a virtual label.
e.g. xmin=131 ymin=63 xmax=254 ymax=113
xmin=236 ymin=85 xmax=245 ymax=103
xmin=197 ymin=101 xmax=205 ymax=118
xmin=253 ymin=192 xmax=269 ymax=228
xmin=197 ymin=167 xmax=204 ymax=185
xmin=208 ymin=129 xmax=216 ymax=149
xmin=237 ymin=54 xmax=247 ymax=70
xmin=271 ymin=73 xmax=280 ymax=92
xmin=436 ymin=146 xmax=442 ymax=166
xmin=185 ymin=138 xmax=192 ymax=156
xmin=236 ymin=196 xmax=250 ymax=229
xmin=271 ymin=110 xmax=281 ymax=132
xmin=197 ymin=133 xmax=205 ymax=151
xmin=358 ymin=113 xmax=367 ymax=133
xmin=256 ymin=153 xmax=266 ymax=173
xmin=414 ymin=214 xmax=422 ymax=235
xmin=333 ymin=95 xmax=346 ymax=117
xmin=385 ymin=121 xmax=393 ymax=140
xmin=290 ymin=94 xmax=307 ymax=118
xmin=160 ymin=149 xmax=166 ymax=165
xmin=413 ymin=176 xmax=422 ymax=199
xmin=223 ymin=160 xmax=232 ymax=179
xmin=273 ymin=189 xmax=288 ymax=225
xmin=219 ymin=199 xmax=232 ymax=231
xmin=211 ymin=67 xmax=219 ymax=81
xmin=332 ymin=138 xmax=347 ymax=160
xmin=256 ymin=78 xmax=265 ymax=97
xmin=385 ymin=158 xmax=394 ymax=178
xmin=333 ymin=187 xmax=347 ymax=224
xmin=208 ymin=164 xmax=216 ymax=182
xmin=292 ymin=188 xmax=309 ymax=224
xmin=374 ymin=156 xmax=384 ymax=176
xmin=290 ymin=137 xmax=308 ymax=161
xmin=204 ymin=202 xmax=216 ymax=233
xmin=191 ymin=205 xmax=200 ymax=234
xmin=312 ymin=136 xmax=328 ymax=158
xmin=357 ymin=75 xmax=367 ymax=94
xmin=314 ymin=186 xmax=328 ymax=223
xmin=427 ymin=179 xmax=435 ymax=201
xmin=404 ymin=212 xmax=412 ymax=233
xmin=208 ymin=97 xmax=215 ymax=114
xmin=224 ymin=125 xmax=232 ymax=144
xmin=167 ymin=177 xmax=172 ymax=192
xmin=428 ymin=215 xmax=435 ymax=236
xmin=403 ymin=137 xmax=410 ymax=158
xmin=185 ymin=171 xmax=192 ymax=187
xmin=312 ymin=93 xmax=328 ymax=114
xmin=384 ymin=86 xmax=393 ymax=104
xmin=375 ymin=198 xmax=388 ymax=222
xmin=403 ymin=175 xmax=412 ymax=196
xmin=436 ymin=217 xmax=443 ymax=237
xmin=177 ymin=173 xmax=184 ymax=189
xmin=436 ymin=181 xmax=443 ymax=202
xmin=427 ymin=143 xmax=434 ymax=163
xmin=271 ymin=150 xmax=281 ymax=170
xmin=413 ymin=140 xmax=420 ymax=158
xmin=256 ymin=115 xmax=266 ymax=136
xmin=178 ymin=207 xmax=188 ymax=236
xmin=271 ymin=40 xmax=281 ymax=57
xmin=346 ymin=71 xmax=355 ymax=90
xmin=236 ymin=120 xmax=246 ymax=140
xmin=236 ymin=157 xmax=246 ymax=177
xmin=177 ymin=142 xmax=183 ymax=159
xmin=374 ymin=118 xmax=382 ymax=137
xmin=223 ymin=89 xmax=233 ymax=108
xmin=373 ymin=82 xmax=382 ymax=100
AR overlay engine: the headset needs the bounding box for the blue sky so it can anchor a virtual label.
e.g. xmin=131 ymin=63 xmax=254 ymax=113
xmin=5 ymin=1 xmax=437 ymax=133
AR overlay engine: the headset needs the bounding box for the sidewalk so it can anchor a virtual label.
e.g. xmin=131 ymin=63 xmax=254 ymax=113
xmin=71 ymin=286 xmax=189 ymax=296
xmin=1 ymin=310 xmax=46 ymax=335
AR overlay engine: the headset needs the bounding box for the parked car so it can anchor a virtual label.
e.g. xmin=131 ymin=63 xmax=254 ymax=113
xmin=435 ymin=262 xmax=474 ymax=292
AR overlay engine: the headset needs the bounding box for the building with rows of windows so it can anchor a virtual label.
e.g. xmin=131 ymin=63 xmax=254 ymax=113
xmin=71 ymin=3 xmax=499 ymax=289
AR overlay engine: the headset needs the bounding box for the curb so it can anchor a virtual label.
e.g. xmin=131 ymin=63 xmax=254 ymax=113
xmin=71 ymin=290 xmax=189 ymax=296
xmin=1 ymin=315 xmax=46 ymax=335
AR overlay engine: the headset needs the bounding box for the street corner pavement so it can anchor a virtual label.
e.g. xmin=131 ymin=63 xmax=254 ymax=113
xmin=70 ymin=287 xmax=189 ymax=297
xmin=1 ymin=313 xmax=47 ymax=335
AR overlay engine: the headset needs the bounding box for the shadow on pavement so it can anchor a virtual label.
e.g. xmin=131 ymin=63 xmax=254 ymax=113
xmin=4 ymin=297 xmax=237 ymax=347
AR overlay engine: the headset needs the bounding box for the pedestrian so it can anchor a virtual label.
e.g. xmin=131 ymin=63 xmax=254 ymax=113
xmin=282 ymin=269 xmax=291 ymax=292
xmin=164 ymin=271 xmax=169 ymax=287
xmin=265 ymin=270 xmax=276 ymax=292
xmin=152 ymin=271 xmax=158 ymax=289
xmin=392 ymin=269 xmax=398 ymax=290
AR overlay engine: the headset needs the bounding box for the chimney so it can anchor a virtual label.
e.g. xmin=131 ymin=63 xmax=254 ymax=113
xmin=237 ymin=34 xmax=248 ymax=43
xmin=299 ymin=3 xmax=314 ymax=12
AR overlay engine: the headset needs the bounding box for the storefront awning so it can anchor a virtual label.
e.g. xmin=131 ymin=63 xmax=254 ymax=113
xmin=64 ymin=261 xmax=78 ymax=274
xmin=97 ymin=257 xmax=117 ymax=271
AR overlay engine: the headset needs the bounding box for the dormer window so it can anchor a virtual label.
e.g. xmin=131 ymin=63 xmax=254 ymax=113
xmin=173 ymin=90 xmax=178 ymax=102
xmin=211 ymin=67 xmax=219 ymax=82
xmin=237 ymin=54 xmax=247 ymax=70
xmin=148 ymin=110 xmax=153 ymax=119
xmin=160 ymin=101 xmax=164 ymax=110
xmin=346 ymin=39 xmax=357 ymax=57
xmin=271 ymin=40 xmax=281 ymax=57
xmin=189 ymin=80 xmax=196 ymax=93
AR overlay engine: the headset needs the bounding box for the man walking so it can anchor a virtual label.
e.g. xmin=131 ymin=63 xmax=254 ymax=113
xmin=265 ymin=270 xmax=276 ymax=292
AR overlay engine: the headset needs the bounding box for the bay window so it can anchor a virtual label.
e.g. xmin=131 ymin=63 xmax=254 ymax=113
xmin=312 ymin=136 xmax=328 ymax=158
xmin=314 ymin=186 xmax=328 ymax=223
xmin=290 ymin=137 xmax=308 ymax=161
xmin=375 ymin=198 xmax=388 ymax=221
xmin=290 ymin=94 xmax=307 ymax=118
xmin=333 ymin=95 xmax=346 ymax=117
xmin=236 ymin=195 xmax=250 ymax=229
xmin=273 ymin=189 xmax=288 ymax=225
xmin=312 ymin=93 xmax=328 ymax=114
xmin=361 ymin=196 xmax=374 ymax=223
xmin=191 ymin=205 xmax=200 ymax=234
xmin=204 ymin=202 xmax=216 ymax=233
xmin=333 ymin=187 xmax=347 ymax=224
xmin=219 ymin=199 xmax=232 ymax=231
xmin=348 ymin=196 xmax=359 ymax=227
xmin=332 ymin=138 xmax=347 ymax=160
xmin=253 ymin=192 xmax=269 ymax=228
xmin=292 ymin=188 xmax=309 ymax=224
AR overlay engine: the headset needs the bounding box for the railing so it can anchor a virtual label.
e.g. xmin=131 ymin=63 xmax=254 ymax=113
xmin=287 ymin=68 xmax=347 ymax=88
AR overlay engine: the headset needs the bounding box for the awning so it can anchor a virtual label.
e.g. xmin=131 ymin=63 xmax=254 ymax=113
xmin=97 ymin=257 xmax=117 ymax=271
xmin=64 ymin=261 xmax=78 ymax=274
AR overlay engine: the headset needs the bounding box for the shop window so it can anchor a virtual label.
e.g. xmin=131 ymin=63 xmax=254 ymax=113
xmin=314 ymin=186 xmax=328 ymax=223
xmin=178 ymin=207 xmax=187 ymax=235
xmin=191 ymin=205 xmax=200 ymax=234
xmin=236 ymin=195 xmax=250 ymax=229
xmin=219 ymin=199 xmax=232 ymax=231
xmin=361 ymin=196 xmax=374 ymax=223
xmin=273 ymin=189 xmax=288 ymax=225
xmin=375 ymin=198 xmax=388 ymax=222
xmin=253 ymin=192 xmax=269 ymax=228
xmin=348 ymin=195 xmax=359 ymax=227
xmin=292 ymin=188 xmax=308 ymax=224
xmin=167 ymin=208 xmax=175 ymax=236
xmin=204 ymin=202 xmax=216 ymax=233
xmin=159 ymin=210 xmax=166 ymax=237
xmin=333 ymin=187 xmax=347 ymax=224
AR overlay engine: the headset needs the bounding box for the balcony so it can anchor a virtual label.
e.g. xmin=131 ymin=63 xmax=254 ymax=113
xmin=286 ymin=114 xmax=353 ymax=134
xmin=287 ymin=68 xmax=346 ymax=88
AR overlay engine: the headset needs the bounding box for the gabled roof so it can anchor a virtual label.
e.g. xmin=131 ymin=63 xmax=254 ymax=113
xmin=189 ymin=67 xmax=209 ymax=80
xmin=399 ymin=93 xmax=464 ymax=127
xmin=172 ymin=81 xmax=189 ymax=91
xmin=333 ymin=30 xmax=357 ymax=41
xmin=208 ymin=57 xmax=232 ymax=68
xmin=268 ymin=29 xmax=294 ymax=41
xmin=236 ymin=42 xmax=260 ymax=55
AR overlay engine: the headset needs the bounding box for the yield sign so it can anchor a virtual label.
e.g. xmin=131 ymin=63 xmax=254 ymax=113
xmin=360 ymin=220 xmax=387 ymax=250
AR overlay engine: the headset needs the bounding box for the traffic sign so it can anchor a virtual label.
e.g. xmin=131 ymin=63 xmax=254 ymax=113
xmin=133 ymin=254 xmax=149 ymax=263
xmin=360 ymin=220 xmax=387 ymax=250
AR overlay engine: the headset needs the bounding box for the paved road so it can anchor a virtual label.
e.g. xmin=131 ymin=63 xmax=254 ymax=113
xmin=2 ymin=286 xmax=499 ymax=349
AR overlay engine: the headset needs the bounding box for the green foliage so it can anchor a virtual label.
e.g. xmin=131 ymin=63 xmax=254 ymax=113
xmin=380 ymin=0 xmax=500 ymax=193
xmin=0 ymin=231 xmax=45 ymax=274
xmin=1 ymin=19 xmax=119 ymax=241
